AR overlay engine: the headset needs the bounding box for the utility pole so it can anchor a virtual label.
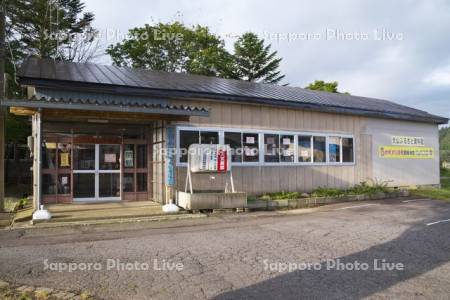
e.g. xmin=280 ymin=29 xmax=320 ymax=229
xmin=0 ymin=0 xmax=6 ymax=212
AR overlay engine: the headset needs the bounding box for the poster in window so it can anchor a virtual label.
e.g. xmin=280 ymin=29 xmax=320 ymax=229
xmin=246 ymin=136 xmax=255 ymax=144
xmin=124 ymin=150 xmax=134 ymax=167
xmin=61 ymin=176 xmax=68 ymax=185
xmin=267 ymin=137 xmax=275 ymax=144
xmin=60 ymin=153 xmax=70 ymax=167
xmin=104 ymin=153 xmax=116 ymax=163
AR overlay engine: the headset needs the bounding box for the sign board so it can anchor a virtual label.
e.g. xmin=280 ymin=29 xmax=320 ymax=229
xmin=391 ymin=136 xmax=424 ymax=147
xmin=60 ymin=153 xmax=70 ymax=167
xmin=104 ymin=153 xmax=116 ymax=163
xmin=378 ymin=146 xmax=434 ymax=159
xmin=124 ymin=150 xmax=134 ymax=167
xmin=188 ymin=144 xmax=231 ymax=173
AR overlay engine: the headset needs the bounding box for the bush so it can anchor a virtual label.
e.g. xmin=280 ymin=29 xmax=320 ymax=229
xmin=311 ymin=187 xmax=345 ymax=197
xmin=347 ymin=181 xmax=389 ymax=195
xmin=260 ymin=191 xmax=303 ymax=200
xmin=13 ymin=198 xmax=29 ymax=211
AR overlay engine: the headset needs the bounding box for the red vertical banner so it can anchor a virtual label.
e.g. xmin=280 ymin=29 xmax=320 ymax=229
xmin=217 ymin=148 xmax=228 ymax=172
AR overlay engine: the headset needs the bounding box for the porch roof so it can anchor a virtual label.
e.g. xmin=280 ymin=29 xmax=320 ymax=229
xmin=1 ymin=95 xmax=209 ymax=117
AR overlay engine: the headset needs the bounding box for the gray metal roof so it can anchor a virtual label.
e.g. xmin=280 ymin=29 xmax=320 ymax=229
xmin=17 ymin=57 xmax=448 ymax=124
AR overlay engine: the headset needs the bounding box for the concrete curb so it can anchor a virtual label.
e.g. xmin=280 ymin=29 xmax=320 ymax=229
xmin=8 ymin=213 xmax=207 ymax=230
xmin=246 ymin=191 xmax=409 ymax=211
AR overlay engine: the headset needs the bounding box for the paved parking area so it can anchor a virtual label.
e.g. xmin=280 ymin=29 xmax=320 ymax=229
xmin=0 ymin=197 xmax=449 ymax=299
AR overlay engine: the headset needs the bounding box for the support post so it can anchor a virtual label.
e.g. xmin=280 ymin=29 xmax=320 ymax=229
xmin=0 ymin=0 xmax=6 ymax=211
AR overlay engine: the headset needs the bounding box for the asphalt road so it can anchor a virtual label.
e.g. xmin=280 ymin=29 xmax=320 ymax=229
xmin=0 ymin=197 xmax=450 ymax=299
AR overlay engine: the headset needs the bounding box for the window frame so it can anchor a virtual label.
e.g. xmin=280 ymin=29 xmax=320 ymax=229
xmin=175 ymin=126 xmax=355 ymax=167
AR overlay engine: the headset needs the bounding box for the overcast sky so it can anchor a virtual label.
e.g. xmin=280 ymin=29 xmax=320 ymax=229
xmin=85 ymin=0 xmax=450 ymax=121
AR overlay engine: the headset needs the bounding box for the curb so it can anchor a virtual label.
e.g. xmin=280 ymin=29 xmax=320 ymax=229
xmin=8 ymin=213 xmax=207 ymax=230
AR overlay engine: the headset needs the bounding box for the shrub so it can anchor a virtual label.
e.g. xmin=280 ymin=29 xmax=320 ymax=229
xmin=311 ymin=187 xmax=345 ymax=197
xmin=14 ymin=198 xmax=29 ymax=211
xmin=260 ymin=191 xmax=303 ymax=200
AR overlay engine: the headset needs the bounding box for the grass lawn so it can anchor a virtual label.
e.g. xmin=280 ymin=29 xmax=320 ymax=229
xmin=410 ymin=175 xmax=450 ymax=202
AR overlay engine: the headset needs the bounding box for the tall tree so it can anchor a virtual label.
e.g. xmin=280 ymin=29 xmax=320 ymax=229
xmin=231 ymin=32 xmax=285 ymax=84
xmin=107 ymin=22 xmax=232 ymax=78
xmin=3 ymin=0 xmax=98 ymax=144
xmin=306 ymin=80 xmax=339 ymax=93
xmin=5 ymin=0 xmax=99 ymax=97
xmin=306 ymin=80 xmax=349 ymax=94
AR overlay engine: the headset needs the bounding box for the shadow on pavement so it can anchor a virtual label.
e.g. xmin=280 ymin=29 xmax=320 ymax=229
xmin=215 ymin=202 xmax=450 ymax=299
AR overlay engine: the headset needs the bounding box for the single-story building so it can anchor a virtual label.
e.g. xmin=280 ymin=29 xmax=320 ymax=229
xmin=3 ymin=57 xmax=448 ymax=211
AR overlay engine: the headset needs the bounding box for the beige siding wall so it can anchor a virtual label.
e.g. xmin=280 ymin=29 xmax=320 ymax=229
xmin=170 ymin=99 xmax=373 ymax=195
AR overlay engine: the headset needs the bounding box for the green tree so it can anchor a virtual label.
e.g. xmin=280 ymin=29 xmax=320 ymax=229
xmin=306 ymin=80 xmax=340 ymax=93
xmin=231 ymin=32 xmax=285 ymax=84
xmin=4 ymin=0 xmax=97 ymax=142
xmin=106 ymin=22 xmax=232 ymax=78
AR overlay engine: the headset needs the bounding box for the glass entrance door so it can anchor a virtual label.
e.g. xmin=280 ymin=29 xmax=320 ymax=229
xmin=73 ymin=144 xmax=121 ymax=202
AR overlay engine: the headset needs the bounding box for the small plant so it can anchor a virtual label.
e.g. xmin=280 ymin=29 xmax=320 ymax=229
xmin=311 ymin=187 xmax=345 ymax=197
xmin=14 ymin=198 xmax=29 ymax=212
xmin=260 ymin=191 xmax=302 ymax=200
xmin=35 ymin=290 xmax=49 ymax=300
xmin=348 ymin=180 xmax=390 ymax=195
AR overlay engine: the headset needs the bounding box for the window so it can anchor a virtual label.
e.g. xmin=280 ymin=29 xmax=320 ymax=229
xmin=43 ymin=174 xmax=56 ymax=195
xmin=124 ymin=144 xmax=135 ymax=168
xmin=280 ymin=135 xmax=294 ymax=162
xmin=137 ymin=173 xmax=147 ymax=192
xmin=313 ymin=136 xmax=326 ymax=163
xmin=123 ymin=173 xmax=134 ymax=192
xmin=298 ymin=135 xmax=312 ymax=163
xmin=200 ymin=131 xmax=218 ymax=144
xmin=264 ymin=134 xmax=279 ymax=163
xmin=243 ymin=133 xmax=259 ymax=162
xmin=136 ymin=144 xmax=147 ymax=168
xmin=177 ymin=127 xmax=355 ymax=166
xmin=225 ymin=132 xmax=242 ymax=162
xmin=73 ymin=144 xmax=95 ymax=170
xmin=42 ymin=142 xmax=57 ymax=169
xmin=57 ymin=174 xmax=71 ymax=194
xmin=342 ymin=137 xmax=354 ymax=163
xmin=328 ymin=136 xmax=341 ymax=163
xmin=179 ymin=130 xmax=199 ymax=163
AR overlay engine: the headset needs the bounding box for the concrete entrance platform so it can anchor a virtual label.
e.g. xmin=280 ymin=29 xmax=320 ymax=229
xmin=44 ymin=201 xmax=169 ymax=223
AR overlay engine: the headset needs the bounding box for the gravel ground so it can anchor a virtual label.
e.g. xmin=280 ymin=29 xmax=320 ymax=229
xmin=0 ymin=197 xmax=449 ymax=299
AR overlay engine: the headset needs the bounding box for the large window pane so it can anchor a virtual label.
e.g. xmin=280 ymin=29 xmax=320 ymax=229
xmin=73 ymin=144 xmax=95 ymax=170
xmin=313 ymin=136 xmax=326 ymax=163
xmin=225 ymin=132 xmax=242 ymax=162
xmin=329 ymin=136 xmax=341 ymax=163
xmin=342 ymin=137 xmax=354 ymax=163
xmin=298 ymin=135 xmax=312 ymax=163
xmin=123 ymin=173 xmax=134 ymax=192
xmin=179 ymin=130 xmax=199 ymax=163
xmin=58 ymin=143 xmax=71 ymax=169
xmin=137 ymin=144 xmax=147 ymax=168
xmin=42 ymin=142 xmax=56 ymax=169
xmin=243 ymin=133 xmax=259 ymax=162
xmin=280 ymin=135 xmax=294 ymax=162
xmin=43 ymin=174 xmax=56 ymax=195
xmin=73 ymin=173 xmax=95 ymax=198
xmin=137 ymin=173 xmax=147 ymax=192
xmin=264 ymin=134 xmax=280 ymax=163
xmin=57 ymin=174 xmax=71 ymax=194
xmin=200 ymin=131 xmax=219 ymax=144
xmin=99 ymin=145 xmax=120 ymax=170
xmin=123 ymin=144 xmax=135 ymax=168
xmin=99 ymin=173 xmax=120 ymax=197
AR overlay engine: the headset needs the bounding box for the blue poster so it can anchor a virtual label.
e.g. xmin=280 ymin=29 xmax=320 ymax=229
xmin=165 ymin=126 xmax=175 ymax=186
